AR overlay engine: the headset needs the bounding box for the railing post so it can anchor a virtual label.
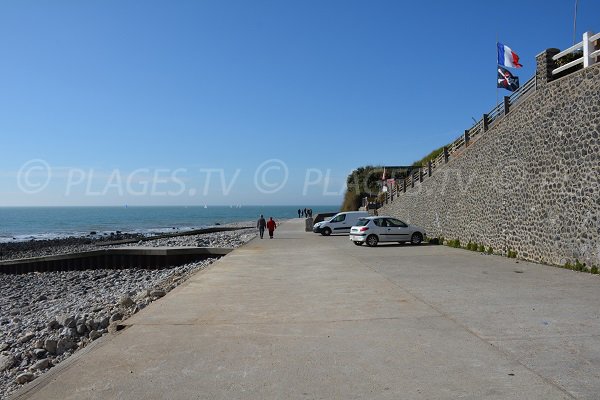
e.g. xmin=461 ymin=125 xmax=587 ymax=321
xmin=411 ymin=172 xmax=415 ymax=188
xmin=443 ymin=146 xmax=449 ymax=163
xmin=583 ymin=31 xmax=595 ymax=68
xmin=464 ymin=129 xmax=470 ymax=147
xmin=503 ymin=96 xmax=510 ymax=116
xmin=403 ymin=178 xmax=406 ymax=193
xmin=535 ymin=48 xmax=560 ymax=87
xmin=482 ymin=114 xmax=489 ymax=132
xmin=428 ymin=160 xmax=432 ymax=177
xmin=419 ymin=168 xmax=423 ymax=183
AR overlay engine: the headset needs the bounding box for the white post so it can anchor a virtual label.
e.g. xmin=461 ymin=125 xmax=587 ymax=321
xmin=582 ymin=31 xmax=593 ymax=68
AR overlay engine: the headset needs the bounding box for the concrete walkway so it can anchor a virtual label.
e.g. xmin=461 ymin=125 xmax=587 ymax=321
xmin=12 ymin=219 xmax=600 ymax=399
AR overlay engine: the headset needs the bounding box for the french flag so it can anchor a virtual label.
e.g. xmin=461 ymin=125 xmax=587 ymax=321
xmin=497 ymin=42 xmax=523 ymax=68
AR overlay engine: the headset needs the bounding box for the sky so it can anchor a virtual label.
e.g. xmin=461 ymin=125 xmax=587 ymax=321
xmin=0 ymin=0 xmax=598 ymax=206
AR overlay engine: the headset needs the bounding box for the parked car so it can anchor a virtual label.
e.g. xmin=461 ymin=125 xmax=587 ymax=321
xmin=313 ymin=211 xmax=369 ymax=236
xmin=349 ymin=216 xmax=426 ymax=246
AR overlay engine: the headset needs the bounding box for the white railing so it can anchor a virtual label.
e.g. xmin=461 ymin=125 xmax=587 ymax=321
xmin=552 ymin=31 xmax=599 ymax=75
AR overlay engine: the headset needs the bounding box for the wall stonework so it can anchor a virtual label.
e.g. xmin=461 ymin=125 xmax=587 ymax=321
xmin=379 ymin=63 xmax=600 ymax=267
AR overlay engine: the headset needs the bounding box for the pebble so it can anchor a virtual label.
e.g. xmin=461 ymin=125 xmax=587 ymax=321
xmin=150 ymin=290 xmax=166 ymax=298
xmin=0 ymin=227 xmax=255 ymax=399
xmin=89 ymin=330 xmax=102 ymax=341
xmin=18 ymin=333 xmax=35 ymax=344
xmin=0 ymin=355 xmax=15 ymax=372
xmin=119 ymin=296 xmax=135 ymax=308
xmin=29 ymin=358 xmax=51 ymax=371
xmin=15 ymin=373 xmax=34 ymax=385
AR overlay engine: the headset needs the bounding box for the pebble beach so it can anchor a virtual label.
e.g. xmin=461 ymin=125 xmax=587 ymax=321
xmin=0 ymin=225 xmax=256 ymax=399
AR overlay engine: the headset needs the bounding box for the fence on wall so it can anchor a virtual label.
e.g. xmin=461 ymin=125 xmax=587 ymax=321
xmin=382 ymin=30 xmax=599 ymax=205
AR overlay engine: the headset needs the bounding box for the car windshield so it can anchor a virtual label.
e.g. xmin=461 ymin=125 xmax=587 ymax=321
xmin=355 ymin=218 xmax=369 ymax=226
xmin=330 ymin=214 xmax=346 ymax=223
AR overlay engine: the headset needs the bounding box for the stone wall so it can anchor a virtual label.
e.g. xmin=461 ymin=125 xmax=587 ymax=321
xmin=379 ymin=59 xmax=600 ymax=267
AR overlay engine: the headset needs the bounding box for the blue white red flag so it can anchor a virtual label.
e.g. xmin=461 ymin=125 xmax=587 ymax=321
xmin=497 ymin=42 xmax=523 ymax=68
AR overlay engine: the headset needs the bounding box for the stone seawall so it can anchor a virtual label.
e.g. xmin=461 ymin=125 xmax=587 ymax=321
xmin=379 ymin=62 xmax=600 ymax=267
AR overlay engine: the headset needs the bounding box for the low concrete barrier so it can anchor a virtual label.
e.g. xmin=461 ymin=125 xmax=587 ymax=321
xmin=0 ymin=247 xmax=233 ymax=275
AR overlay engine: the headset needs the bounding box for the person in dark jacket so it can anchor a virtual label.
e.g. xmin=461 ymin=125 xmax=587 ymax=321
xmin=266 ymin=217 xmax=277 ymax=239
xmin=257 ymin=215 xmax=266 ymax=239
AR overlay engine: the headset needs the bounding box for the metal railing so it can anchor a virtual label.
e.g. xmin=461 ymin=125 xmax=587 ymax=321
xmin=382 ymin=29 xmax=599 ymax=204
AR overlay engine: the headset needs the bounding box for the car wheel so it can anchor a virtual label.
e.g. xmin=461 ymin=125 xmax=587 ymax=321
xmin=411 ymin=232 xmax=423 ymax=245
xmin=366 ymin=235 xmax=379 ymax=247
xmin=353 ymin=241 xmax=363 ymax=246
xmin=321 ymin=227 xmax=332 ymax=236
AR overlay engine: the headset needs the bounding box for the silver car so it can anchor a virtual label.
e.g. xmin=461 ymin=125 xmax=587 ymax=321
xmin=349 ymin=216 xmax=426 ymax=247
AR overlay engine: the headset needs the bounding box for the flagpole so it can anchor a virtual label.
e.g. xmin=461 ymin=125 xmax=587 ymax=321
xmin=496 ymin=33 xmax=499 ymax=107
xmin=573 ymin=0 xmax=579 ymax=45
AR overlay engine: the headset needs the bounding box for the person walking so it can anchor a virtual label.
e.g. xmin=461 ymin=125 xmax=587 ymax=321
xmin=297 ymin=209 xmax=301 ymax=218
xmin=257 ymin=214 xmax=266 ymax=239
xmin=266 ymin=217 xmax=277 ymax=239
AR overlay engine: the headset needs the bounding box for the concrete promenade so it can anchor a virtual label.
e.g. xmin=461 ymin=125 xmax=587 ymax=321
xmin=12 ymin=219 xmax=600 ymax=399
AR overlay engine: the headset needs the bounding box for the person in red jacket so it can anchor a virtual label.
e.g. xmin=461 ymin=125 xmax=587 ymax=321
xmin=266 ymin=217 xmax=277 ymax=239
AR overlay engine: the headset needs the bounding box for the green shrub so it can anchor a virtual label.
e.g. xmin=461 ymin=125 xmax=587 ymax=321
xmin=591 ymin=266 xmax=598 ymax=274
xmin=564 ymin=261 xmax=573 ymax=270
xmin=574 ymin=259 xmax=587 ymax=272
xmin=487 ymin=246 xmax=494 ymax=255
xmin=507 ymin=249 xmax=517 ymax=259
xmin=477 ymin=244 xmax=485 ymax=252
xmin=448 ymin=239 xmax=461 ymax=248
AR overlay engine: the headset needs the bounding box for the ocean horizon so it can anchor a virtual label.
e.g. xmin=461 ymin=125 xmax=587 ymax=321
xmin=0 ymin=205 xmax=338 ymax=242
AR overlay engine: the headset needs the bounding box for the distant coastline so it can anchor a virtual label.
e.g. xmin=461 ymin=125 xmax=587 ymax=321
xmin=0 ymin=205 xmax=337 ymax=242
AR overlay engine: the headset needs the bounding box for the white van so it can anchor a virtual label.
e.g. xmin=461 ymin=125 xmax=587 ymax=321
xmin=313 ymin=211 xmax=369 ymax=236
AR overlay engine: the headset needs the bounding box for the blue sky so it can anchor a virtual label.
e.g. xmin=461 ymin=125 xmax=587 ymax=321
xmin=1 ymin=0 xmax=598 ymax=206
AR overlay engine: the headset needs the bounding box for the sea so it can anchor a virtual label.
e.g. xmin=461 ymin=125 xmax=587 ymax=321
xmin=0 ymin=206 xmax=338 ymax=242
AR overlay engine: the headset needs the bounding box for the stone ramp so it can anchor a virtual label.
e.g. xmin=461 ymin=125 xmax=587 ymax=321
xmin=11 ymin=219 xmax=598 ymax=399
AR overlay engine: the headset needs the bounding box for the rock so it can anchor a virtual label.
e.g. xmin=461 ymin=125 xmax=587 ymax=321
xmin=56 ymin=339 xmax=75 ymax=355
xmin=76 ymin=324 xmax=87 ymax=335
xmin=107 ymin=322 xmax=124 ymax=334
xmin=98 ymin=317 xmax=110 ymax=330
xmin=44 ymin=339 xmax=58 ymax=355
xmin=57 ymin=315 xmax=76 ymax=328
xmin=150 ymin=289 xmax=166 ymax=298
xmin=33 ymin=348 xmax=47 ymax=359
xmin=60 ymin=327 xmax=77 ymax=338
xmin=85 ymin=320 xmax=98 ymax=332
xmin=30 ymin=358 xmax=51 ymax=371
xmin=34 ymin=339 xmax=45 ymax=349
xmin=109 ymin=312 xmax=123 ymax=323
xmin=15 ymin=372 xmax=35 ymax=384
xmin=119 ymin=296 xmax=135 ymax=308
xmin=47 ymin=320 xmax=60 ymax=330
xmin=0 ymin=354 xmax=16 ymax=372
xmin=18 ymin=332 xmax=35 ymax=344
xmin=36 ymin=294 xmax=48 ymax=302
xmin=0 ymin=342 xmax=9 ymax=351
xmin=89 ymin=330 xmax=102 ymax=341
